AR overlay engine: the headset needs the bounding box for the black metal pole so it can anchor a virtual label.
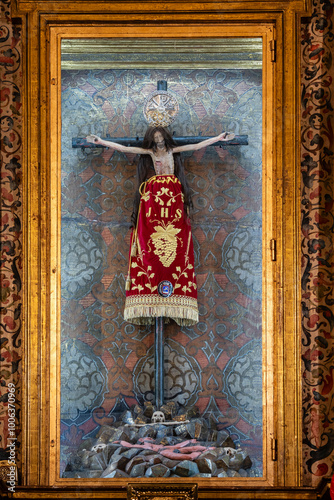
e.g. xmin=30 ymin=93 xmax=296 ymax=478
xmin=157 ymin=80 xmax=168 ymax=91
xmin=154 ymin=316 xmax=164 ymax=409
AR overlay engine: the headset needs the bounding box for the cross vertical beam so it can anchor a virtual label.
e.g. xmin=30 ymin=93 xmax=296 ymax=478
xmin=154 ymin=317 xmax=164 ymax=409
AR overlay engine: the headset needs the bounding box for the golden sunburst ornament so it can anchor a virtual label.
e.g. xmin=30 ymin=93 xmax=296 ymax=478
xmin=143 ymin=90 xmax=179 ymax=127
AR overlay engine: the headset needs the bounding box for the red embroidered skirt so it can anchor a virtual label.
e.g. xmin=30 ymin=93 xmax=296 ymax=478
xmin=124 ymin=175 xmax=199 ymax=326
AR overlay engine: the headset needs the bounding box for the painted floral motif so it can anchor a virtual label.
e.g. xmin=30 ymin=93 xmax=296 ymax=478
xmin=0 ymin=3 xmax=22 ymax=469
xmin=222 ymin=220 xmax=262 ymax=298
xmin=301 ymin=0 xmax=334 ymax=485
xmin=223 ymin=340 xmax=262 ymax=425
xmin=61 ymin=221 xmax=106 ymax=299
xmin=61 ymin=339 xmax=107 ymax=420
xmin=134 ymin=340 xmax=201 ymax=407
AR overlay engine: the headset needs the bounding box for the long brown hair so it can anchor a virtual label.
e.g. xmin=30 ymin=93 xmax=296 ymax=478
xmin=131 ymin=127 xmax=193 ymax=227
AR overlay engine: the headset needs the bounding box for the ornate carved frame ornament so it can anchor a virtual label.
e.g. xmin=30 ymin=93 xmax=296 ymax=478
xmin=11 ymin=0 xmax=318 ymax=498
xmin=127 ymin=483 xmax=198 ymax=500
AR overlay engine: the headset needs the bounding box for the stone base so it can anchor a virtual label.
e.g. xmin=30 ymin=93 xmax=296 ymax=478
xmin=63 ymin=402 xmax=256 ymax=479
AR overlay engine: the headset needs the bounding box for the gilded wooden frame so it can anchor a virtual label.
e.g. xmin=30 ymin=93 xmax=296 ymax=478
xmin=50 ymin=20 xmax=274 ymax=488
xmin=13 ymin=0 xmax=311 ymax=498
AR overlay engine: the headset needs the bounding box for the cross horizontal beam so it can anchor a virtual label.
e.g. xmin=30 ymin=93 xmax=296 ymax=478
xmin=72 ymin=134 xmax=248 ymax=149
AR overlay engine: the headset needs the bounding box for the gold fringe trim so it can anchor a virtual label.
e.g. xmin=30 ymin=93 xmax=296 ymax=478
xmin=124 ymin=295 xmax=199 ymax=326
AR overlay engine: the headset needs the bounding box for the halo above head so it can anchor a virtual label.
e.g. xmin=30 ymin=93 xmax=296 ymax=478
xmin=143 ymin=90 xmax=179 ymax=128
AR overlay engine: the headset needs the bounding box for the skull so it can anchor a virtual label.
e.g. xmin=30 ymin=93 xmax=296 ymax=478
xmin=225 ymin=447 xmax=237 ymax=457
xmin=91 ymin=443 xmax=107 ymax=453
xmin=151 ymin=411 xmax=165 ymax=423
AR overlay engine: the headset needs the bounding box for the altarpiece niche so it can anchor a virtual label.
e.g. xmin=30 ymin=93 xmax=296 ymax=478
xmin=59 ymin=37 xmax=268 ymax=481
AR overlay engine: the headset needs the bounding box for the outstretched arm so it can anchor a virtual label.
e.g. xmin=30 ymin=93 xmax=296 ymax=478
xmin=172 ymin=132 xmax=235 ymax=153
xmin=86 ymin=134 xmax=150 ymax=155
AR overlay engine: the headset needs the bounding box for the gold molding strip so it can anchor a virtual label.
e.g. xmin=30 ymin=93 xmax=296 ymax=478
xmin=61 ymin=37 xmax=263 ymax=70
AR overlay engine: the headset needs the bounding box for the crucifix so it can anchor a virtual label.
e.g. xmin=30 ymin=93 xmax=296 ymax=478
xmin=72 ymin=81 xmax=248 ymax=413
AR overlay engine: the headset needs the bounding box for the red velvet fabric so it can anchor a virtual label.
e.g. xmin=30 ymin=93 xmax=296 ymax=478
xmin=124 ymin=175 xmax=198 ymax=326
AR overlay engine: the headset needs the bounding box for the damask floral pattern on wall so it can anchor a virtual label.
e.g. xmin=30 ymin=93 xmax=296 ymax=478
xmin=0 ymin=0 xmax=22 ymax=473
xmin=301 ymin=0 xmax=334 ymax=486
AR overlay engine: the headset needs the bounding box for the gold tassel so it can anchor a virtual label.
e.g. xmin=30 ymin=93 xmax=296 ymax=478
xmin=131 ymin=240 xmax=137 ymax=257
xmin=125 ymin=276 xmax=131 ymax=291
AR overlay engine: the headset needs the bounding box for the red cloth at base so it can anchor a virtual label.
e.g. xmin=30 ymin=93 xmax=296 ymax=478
xmin=124 ymin=175 xmax=199 ymax=326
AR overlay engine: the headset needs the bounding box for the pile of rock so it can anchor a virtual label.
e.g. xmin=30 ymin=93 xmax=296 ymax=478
xmin=63 ymin=402 xmax=252 ymax=479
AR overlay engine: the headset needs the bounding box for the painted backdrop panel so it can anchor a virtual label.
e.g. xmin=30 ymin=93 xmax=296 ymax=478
xmin=60 ymin=67 xmax=263 ymax=476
